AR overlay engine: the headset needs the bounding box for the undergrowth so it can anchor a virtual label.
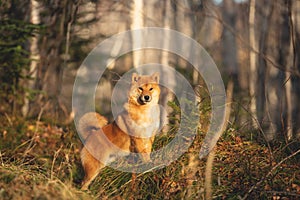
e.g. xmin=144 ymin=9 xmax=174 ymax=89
xmin=0 ymin=100 xmax=299 ymax=199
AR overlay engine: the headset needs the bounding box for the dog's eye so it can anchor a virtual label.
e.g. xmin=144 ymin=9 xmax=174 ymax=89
xmin=149 ymin=88 xmax=153 ymax=91
xmin=138 ymin=87 xmax=143 ymax=91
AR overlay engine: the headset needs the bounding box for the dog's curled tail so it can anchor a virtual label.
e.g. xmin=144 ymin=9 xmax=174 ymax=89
xmin=77 ymin=112 xmax=108 ymax=140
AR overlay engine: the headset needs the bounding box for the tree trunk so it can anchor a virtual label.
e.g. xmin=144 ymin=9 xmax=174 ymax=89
xmin=174 ymin=0 xmax=194 ymax=70
xmin=291 ymin=0 xmax=300 ymax=138
xmin=157 ymin=0 xmax=176 ymax=132
xmin=22 ymin=0 xmax=41 ymax=117
xmin=276 ymin=0 xmax=292 ymax=141
xmin=142 ymin=0 xmax=163 ymax=73
xmin=282 ymin=0 xmax=294 ymax=141
xmin=28 ymin=0 xmax=78 ymax=121
xmin=130 ymin=0 xmax=144 ymax=68
xmin=264 ymin=0 xmax=291 ymax=141
xmin=248 ymin=0 xmax=258 ymax=127
xmin=256 ymin=0 xmax=273 ymax=124
xmin=221 ymin=0 xmax=238 ymax=77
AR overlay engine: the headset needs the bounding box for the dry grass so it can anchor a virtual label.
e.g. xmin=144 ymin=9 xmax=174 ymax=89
xmin=0 ymin=106 xmax=299 ymax=199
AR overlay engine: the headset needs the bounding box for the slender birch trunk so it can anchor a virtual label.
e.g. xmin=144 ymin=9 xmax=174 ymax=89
xmin=285 ymin=73 xmax=293 ymax=140
xmin=285 ymin=0 xmax=294 ymax=140
xmin=249 ymin=0 xmax=258 ymax=127
xmin=159 ymin=0 xmax=175 ymax=133
xmin=292 ymin=0 xmax=300 ymax=138
xmin=130 ymin=0 xmax=144 ymax=69
xmin=22 ymin=0 xmax=40 ymax=117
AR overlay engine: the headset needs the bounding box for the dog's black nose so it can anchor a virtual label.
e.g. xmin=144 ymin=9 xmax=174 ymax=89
xmin=144 ymin=95 xmax=150 ymax=101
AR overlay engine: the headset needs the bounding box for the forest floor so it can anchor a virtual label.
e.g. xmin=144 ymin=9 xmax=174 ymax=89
xmin=0 ymin=113 xmax=299 ymax=200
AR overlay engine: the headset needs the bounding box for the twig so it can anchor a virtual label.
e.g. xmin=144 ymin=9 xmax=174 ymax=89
xmin=0 ymin=151 xmax=3 ymax=166
xmin=50 ymin=145 xmax=63 ymax=180
xmin=4 ymin=113 xmax=13 ymax=127
xmin=265 ymin=190 xmax=300 ymax=198
xmin=22 ymin=105 xmax=45 ymax=162
xmin=241 ymin=148 xmax=300 ymax=200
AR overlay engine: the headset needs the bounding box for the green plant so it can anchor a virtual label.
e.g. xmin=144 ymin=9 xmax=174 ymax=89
xmin=0 ymin=17 xmax=41 ymax=114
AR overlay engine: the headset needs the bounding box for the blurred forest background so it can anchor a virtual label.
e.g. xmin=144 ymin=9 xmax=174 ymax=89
xmin=0 ymin=0 xmax=300 ymax=199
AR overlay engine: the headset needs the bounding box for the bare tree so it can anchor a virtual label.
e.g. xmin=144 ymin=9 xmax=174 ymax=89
xmin=256 ymin=0 xmax=272 ymax=124
xmin=131 ymin=0 xmax=144 ymax=68
xmin=28 ymin=0 xmax=79 ymax=121
xmin=22 ymin=0 xmax=41 ymax=117
xmin=248 ymin=0 xmax=258 ymax=127
xmin=291 ymin=0 xmax=300 ymax=138
xmin=263 ymin=0 xmax=292 ymax=141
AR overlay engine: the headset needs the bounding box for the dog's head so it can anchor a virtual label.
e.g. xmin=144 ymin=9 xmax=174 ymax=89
xmin=129 ymin=72 xmax=160 ymax=106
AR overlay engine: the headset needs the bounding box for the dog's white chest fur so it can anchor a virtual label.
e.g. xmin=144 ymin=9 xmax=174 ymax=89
xmin=116 ymin=105 xmax=160 ymax=138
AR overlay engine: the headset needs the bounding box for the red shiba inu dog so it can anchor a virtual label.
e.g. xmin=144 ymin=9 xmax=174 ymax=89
xmin=78 ymin=72 xmax=161 ymax=190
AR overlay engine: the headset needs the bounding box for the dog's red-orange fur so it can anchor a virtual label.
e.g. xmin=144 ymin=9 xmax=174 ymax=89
xmin=79 ymin=72 xmax=160 ymax=190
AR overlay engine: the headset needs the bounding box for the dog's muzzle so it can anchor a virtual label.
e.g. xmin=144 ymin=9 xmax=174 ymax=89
xmin=139 ymin=95 xmax=152 ymax=104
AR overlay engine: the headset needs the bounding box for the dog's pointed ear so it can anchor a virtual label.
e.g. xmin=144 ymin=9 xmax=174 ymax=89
xmin=152 ymin=72 xmax=159 ymax=83
xmin=132 ymin=73 xmax=140 ymax=83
